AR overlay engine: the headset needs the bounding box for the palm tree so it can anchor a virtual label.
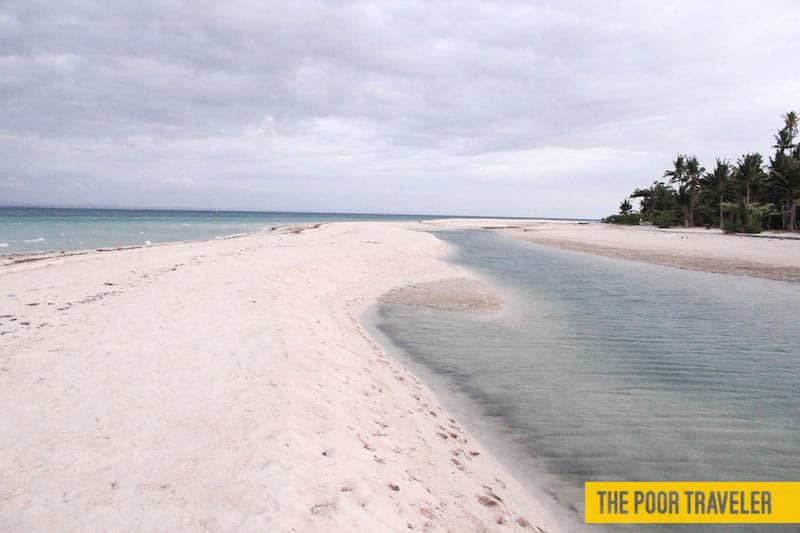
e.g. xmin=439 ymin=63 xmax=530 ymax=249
xmin=629 ymin=181 xmax=680 ymax=227
xmin=769 ymin=148 xmax=800 ymax=231
xmin=774 ymin=128 xmax=795 ymax=153
xmin=664 ymin=155 xmax=687 ymax=184
xmin=773 ymin=112 xmax=797 ymax=154
xmin=614 ymin=109 xmax=800 ymax=232
xmin=784 ymin=111 xmax=798 ymax=139
xmin=665 ymin=155 xmax=691 ymax=226
xmin=770 ymin=111 xmax=800 ymax=230
xmin=685 ymin=155 xmax=705 ymax=226
xmin=619 ymin=198 xmax=633 ymax=215
xmin=630 ymin=187 xmax=653 ymax=221
xmin=734 ymin=153 xmax=765 ymax=204
xmin=705 ymin=159 xmax=731 ymax=227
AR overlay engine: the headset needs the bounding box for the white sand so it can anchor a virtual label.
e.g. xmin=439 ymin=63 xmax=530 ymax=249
xmin=0 ymin=222 xmax=559 ymax=532
xmin=421 ymin=219 xmax=800 ymax=282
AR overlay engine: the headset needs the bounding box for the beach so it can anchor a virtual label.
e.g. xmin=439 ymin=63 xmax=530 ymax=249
xmin=6 ymin=0 xmax=800 ymax=529
xmin=0 ymin=222 xmax=558 ymax=532
xmin=3 ymin=219 xmax=799 ymax=531
xmin=422 ymin=219 xmax=800 ymax=283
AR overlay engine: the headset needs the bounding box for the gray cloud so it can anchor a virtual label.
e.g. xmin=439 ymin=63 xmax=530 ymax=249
xmin=2 ymin=1 xmax=799 ymax=217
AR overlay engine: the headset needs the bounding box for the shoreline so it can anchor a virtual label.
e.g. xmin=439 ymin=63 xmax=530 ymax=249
xmin=0 ymin=208 xmax=591 ymax=260
xmin=0 ymin=225 xmax=301 ymax=268
xmin=0 ymin=221 xmax=560 ymax=531
xmin=362 ymin=300 xmax=584 ymax=531
xmin=419 ymin=219 xmax=800 ymax=283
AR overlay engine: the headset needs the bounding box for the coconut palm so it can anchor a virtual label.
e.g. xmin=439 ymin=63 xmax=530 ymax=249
xmin=773 ymin=112 xmax=797 ymax=154
xmin=630 ymin=187 xmax=653 ymax=220
xmin=664 ymin=155 xmax=687 ymax=185
xmin=769 ymin=148 xmax=800 ymax=231
xmin=685 ymin=155 xmax=705 ymax=226
xmin=769 ymin=112 xmax=800 ymax=230
xmin=704 ymin=159 xmax=731 ymax=227
xmin=610 ymin=110 xmax=800 ymax=233
xmin=631 ymin=181 xmax=679 ymax=226
xmin=665 ymin=155 xmax=691 ymax=226
xmin=733 ymin=153 xmax=765 ymax=204
xmin=784 ymin=111 xmax=798 ymax=138
xmin=774 ymin=128 xmax=795 ymax=153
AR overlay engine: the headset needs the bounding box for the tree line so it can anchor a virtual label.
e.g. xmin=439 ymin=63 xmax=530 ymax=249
xmin=608 ymin=111 xmax=800 ymax=233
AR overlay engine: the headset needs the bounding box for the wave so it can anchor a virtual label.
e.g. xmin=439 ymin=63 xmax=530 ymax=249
xmin=23 ymin=237 xmax=46 ymax=243
xmin=0 ymin=242 xmax=8 ymax=248
xmin=215 ymin=232 xmax=248 ymax=240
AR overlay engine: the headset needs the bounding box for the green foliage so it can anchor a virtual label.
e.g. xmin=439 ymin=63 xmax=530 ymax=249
xmin=619 ymin=197 xmax=633 ymax=215
xmin=603 ymin=213 xmax=641 ymax=225
xmin=719 ymin=201 xmax=773 ymax=233
xmin=749 ymin=202 xmax=775 ymax=219
xmin=733 ymin=153 xmax=766 ymax=203
xmin=621 ymin=110 xmax=800 ymax=232
xmin=744 ymin=203 xmax=774 ymax=233
xmin=722 ymin=220 xmax=739 ymax=233
xmin=631 ymin=181 xmax=679 ymax=223
xmin=744 ymin=217 xmax=763 ymax=234
xmin=653 ymin=210 xmax=676 ymax=228
xmin=664 ymin=155 xmax=687 ymax=186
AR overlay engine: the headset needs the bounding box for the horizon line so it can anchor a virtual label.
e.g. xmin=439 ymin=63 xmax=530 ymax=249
xmin=0 ymin=204 xmax=598 ymax=222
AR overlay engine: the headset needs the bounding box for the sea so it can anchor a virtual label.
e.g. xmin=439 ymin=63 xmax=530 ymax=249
xmin=0 ymin=206 xmax=453 ymax=255
xmin=371 ymin=229 xmax=800 ymax=532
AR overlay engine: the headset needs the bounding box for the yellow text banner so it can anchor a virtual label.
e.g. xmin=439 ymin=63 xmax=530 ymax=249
xmin=585 ymin=482 xmax=800 ymax=524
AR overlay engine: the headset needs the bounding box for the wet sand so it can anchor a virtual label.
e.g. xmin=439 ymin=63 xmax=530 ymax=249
xmin=379 ymin=278 xmax=503 ymax=312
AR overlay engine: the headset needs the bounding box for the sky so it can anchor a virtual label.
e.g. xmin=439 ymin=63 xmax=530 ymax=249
xmin=1 ymin=1 xmax=799 ymax=218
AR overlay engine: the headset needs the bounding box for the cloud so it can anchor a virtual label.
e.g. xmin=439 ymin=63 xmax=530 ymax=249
xmin=2 ymin=0 xmax=799 ymax=217
xmin=0 ymin=175 xmax=25 ymax=189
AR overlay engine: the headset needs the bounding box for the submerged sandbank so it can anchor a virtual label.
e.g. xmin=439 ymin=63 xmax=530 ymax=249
xmin=0 ymin=221 xmax=559 ymax=532
xmin=379 ymin=278 xmax=503 ymax=312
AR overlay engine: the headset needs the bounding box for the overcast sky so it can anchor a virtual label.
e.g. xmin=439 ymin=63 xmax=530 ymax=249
xmin=2 ymin=1 xmax=799 ymax=217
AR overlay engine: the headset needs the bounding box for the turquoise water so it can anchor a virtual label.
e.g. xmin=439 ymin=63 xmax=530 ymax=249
xmin=0 ymin=207 xmax=444 ymax=254
xmin=373 ymin=230 xmax=800 ymax=531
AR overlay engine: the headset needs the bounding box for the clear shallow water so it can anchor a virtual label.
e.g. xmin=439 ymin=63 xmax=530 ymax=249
xmin=374 ymin=230 xmax=800 ymax=531
xmin=0 ymin=207 xmax=446 ymax=254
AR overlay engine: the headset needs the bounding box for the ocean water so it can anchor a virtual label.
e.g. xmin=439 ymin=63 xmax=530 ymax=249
xmin=0 ymin=207 xmax=444 ymax=254
xmin=372 ymin=230 xmax=800 ymax=531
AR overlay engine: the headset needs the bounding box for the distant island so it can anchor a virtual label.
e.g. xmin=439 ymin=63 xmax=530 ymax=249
xmin=608 ymin=111 xmax=800 ymax=233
